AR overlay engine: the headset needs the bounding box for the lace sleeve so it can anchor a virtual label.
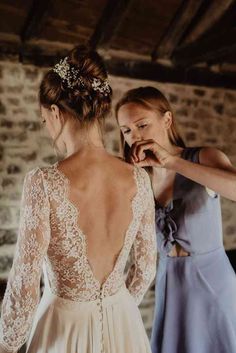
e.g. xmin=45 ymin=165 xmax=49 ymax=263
xmin=126 ymin=169 xmax=157 ymax=305
xmin=0 ymin=167 xmax=50 ymax=352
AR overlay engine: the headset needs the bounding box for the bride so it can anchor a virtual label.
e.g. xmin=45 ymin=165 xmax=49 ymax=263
xmin=0 ymin=45 xmax=156 ymax=353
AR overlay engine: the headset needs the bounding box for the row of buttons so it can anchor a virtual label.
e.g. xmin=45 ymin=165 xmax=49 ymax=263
xmin=98 ymin=286 xmax=105 ymax=353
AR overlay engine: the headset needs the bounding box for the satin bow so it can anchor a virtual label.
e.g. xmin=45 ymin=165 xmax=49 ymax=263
xmin=155 ymin=201 xmax=178 ymax=252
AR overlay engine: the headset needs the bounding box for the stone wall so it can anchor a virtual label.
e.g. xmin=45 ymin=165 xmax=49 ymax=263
xmin=0 ymin=61 xmax=236 ymax=335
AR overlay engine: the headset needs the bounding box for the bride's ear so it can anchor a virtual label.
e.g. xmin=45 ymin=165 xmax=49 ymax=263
xmin=50 ymin=104 xmax=60 ymax=119
xmin=163 ymin=111 xmax=173 ymax=130
xmin=50 ymin=104 xmax=65 ymax=125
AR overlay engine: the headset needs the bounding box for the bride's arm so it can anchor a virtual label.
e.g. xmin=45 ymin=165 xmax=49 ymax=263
xmin=0 ymin=168 xmax=50 ymax=352
xmin=125 ymin=169 xmax=157 ymax=305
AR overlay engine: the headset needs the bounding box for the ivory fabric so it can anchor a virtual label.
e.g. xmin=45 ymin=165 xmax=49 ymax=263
xmin=0 ymin=162 xmax=156 ymax=352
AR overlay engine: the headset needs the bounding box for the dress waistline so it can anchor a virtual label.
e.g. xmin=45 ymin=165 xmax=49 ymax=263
xmin=42 ymin=282 xmax=130 ymax=311
xmin=159 ymin=245 xmax=225 ymax=261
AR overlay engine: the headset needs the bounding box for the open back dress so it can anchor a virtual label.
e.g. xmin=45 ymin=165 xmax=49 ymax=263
xmin=0 ymin=162 xmax=156 ymax=353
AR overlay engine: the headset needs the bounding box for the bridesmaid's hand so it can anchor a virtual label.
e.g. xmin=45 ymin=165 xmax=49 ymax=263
xmin=130 ymin=139 xmax=173 ymax=168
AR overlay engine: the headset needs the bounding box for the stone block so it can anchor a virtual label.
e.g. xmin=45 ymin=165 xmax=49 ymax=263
xmin=6 ymin=85 xmax=24 ymax=93
xmin=0 ymin=255 xmax=13 ymax=273
xmin=7 ymin=164 xmax=21 ymax=174
xmin=7 ymin=98 xmax=20 ymax=106
xmin=23 ymin=95 xmax=37 ymax=104
xmin=193 ymin=89 xmax=205 ymax=97
xmin=0 ymin=207 xmax=12 ymax=226
xmin=0 ymin=119 xmax=13 ymax=128
xmin=0 ymin=100 xmax=6 ymax=114
xmin=24 ymin=67 xmax=39 ymax=81
xmin=214 ymin=103 xmax=224 ymax=115
xmin=0 ymin=229 xmax=17 ymax=246
xmin=18 ymin=121 xmax=40 ymax=131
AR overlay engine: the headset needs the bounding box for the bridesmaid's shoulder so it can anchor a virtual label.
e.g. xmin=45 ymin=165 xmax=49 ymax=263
xmin=196 ymin=146 xmax=233 ymax=170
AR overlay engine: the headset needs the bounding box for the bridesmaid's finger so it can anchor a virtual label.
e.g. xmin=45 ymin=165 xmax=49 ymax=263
xmin=135 ymin=142 xmax=157 ymax=162
xmin=131 ymin=141 xmax=152 ymax=161
xmin=130 ymin=142 xmax=139 ymax=162
xmin=134 ymin=157 xmax=157 ymax=168
xmin=130 ymin=155 xmax=136 ymax=164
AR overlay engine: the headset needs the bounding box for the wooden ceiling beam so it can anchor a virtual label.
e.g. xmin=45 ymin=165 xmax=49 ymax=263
xmin=173 ymin=27 xmax=236 ymax=67
xmin=0 ymin=40 xmax=236 ymax=90
xmin=0 ymin=39 xmax=67 ymax=67
xmin=89 ymin=0 xmax=133 ymax=50
xmin=20 ymin=0 xmax=52 ymax=42
xmin=105 ymin=57 xmax=236 ymax=90
xmin=152 ymin=0 xmax=204 ymax=61
xmin=183 ymin=0 xmax=235 ymax=45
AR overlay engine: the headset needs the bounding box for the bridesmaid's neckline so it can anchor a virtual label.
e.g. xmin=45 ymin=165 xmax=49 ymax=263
xmin=154 ymin=147 xmax=186 ymax=209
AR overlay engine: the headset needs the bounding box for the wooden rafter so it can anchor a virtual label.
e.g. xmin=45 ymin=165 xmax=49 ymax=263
xmin=173 ymin=27 xmax=236 ymax=66
xmin=21 ymin=0 xmax=52 ymax=42
xmin=105 ymin=57 xmax=236 ymax=90
xmin=152 ymin=0 xmax=204 ymax=61
xmin=89 ymin=0 xmax=133 ymax=50
xmin=1 ymin=41 xmax=235 ymax=90
xmin=183 ymin=0 xmax=235 ymax=45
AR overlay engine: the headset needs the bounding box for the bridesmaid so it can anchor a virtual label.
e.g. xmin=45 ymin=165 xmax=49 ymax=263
xmin=115 ymin=86 xmax=236 ymax=353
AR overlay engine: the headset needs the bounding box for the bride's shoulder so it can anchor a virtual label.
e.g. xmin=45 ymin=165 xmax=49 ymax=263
xmin=133 ymin=167 xmax=153 ymax=198
xmin=111 ymin=156 xmax=151 ymax=182
xmin=133 ymin=165 xmax=150 ymax=180
xmin=24 ymin=163 xmax=56 ymax=184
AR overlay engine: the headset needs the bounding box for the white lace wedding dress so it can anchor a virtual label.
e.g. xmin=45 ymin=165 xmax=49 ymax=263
xmin=0 ymin=162 xmax=156 ymax=353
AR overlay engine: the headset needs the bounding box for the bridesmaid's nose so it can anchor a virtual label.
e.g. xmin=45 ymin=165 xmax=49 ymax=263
xmin=130 ymin=130 xmax=142 ymax=144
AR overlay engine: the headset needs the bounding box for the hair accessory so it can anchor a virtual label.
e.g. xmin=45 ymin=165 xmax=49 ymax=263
xmin=91 ymin=78 xmax=110 ymax=95
xmin=53 ymin=56 xmax=111 ymax=96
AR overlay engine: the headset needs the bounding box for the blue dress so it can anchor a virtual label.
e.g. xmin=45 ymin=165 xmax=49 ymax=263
xmin=151 ymin=147 xmax=236 ymax=353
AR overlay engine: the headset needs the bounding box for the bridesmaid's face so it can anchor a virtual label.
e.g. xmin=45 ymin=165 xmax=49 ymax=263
xmin=117 ymin=102 xmax=171 ymax=147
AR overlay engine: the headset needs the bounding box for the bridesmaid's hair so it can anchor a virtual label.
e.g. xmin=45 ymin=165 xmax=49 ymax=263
xmin=115 ymin=86 xmax=185 ymax=161
xmin=39 ymin=45 xmax=112 ymax=149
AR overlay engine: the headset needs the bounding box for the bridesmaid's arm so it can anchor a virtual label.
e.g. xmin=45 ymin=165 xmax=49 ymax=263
xmin=165 ymin=147 xmax=236 ymax=201
xmin=130 ymin=140 xmax=236 ymax=201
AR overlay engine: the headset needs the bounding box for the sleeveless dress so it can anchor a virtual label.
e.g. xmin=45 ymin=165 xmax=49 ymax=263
xmin=0 ymin=162 xmax=157 ymax=353
xmin=151 ymin=147 xmax=236 ymax=353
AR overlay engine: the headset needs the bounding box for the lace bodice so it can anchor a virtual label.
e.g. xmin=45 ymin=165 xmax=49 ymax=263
xmin=0 ymin=162 xmax=156 ymax=352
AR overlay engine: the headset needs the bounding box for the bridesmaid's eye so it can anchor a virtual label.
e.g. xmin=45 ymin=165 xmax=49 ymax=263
xmin=138 ymin=124 xmax=147 ymax=129
xmin=123 ymin=129 xmax=131 ymax=134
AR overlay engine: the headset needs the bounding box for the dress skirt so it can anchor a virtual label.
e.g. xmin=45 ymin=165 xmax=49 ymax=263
xmin=26 ymin=281 xmax=151 ymax=353
xmin=151 ymin=247 xmax=236 ymax=353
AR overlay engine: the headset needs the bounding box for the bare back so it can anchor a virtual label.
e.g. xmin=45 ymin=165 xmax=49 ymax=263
xmin=57 ymin=152 xmax=137 ymax=285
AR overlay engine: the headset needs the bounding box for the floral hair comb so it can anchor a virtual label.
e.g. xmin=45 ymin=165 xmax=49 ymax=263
xmin=53 ymin=56 xmax=111 ymax=96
